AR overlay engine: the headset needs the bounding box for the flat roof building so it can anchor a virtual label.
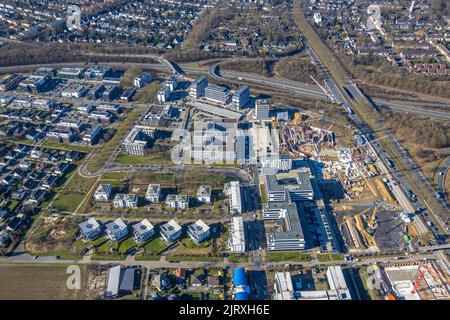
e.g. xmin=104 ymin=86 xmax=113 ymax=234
xmin=133 ymin=219 xmax=155 ymax=243
xmin=224 ymin=181 xmax=242 ymax=214
xmin=187 ymin=219 xmax=211 ymax=244
xmin=232 ymin=86 xmax=250 ymax=109
xmin=160 ymin=219 xmax=182 ymax=242
xmin=189 ymin=76 xmax=208 ymax=98
xmin=145 ymin=184 xmax=161 ymax=203
xmin=197 ymin=185 xmax=212 ymax=203
xmin=255 ymin=99 xmax=270 ymax=120
xmin=228 ymin=216 xmax=246 ymax=253
xmin=105 ymin=218 xmax=128 ymax=241
xmin=122 ymin=125 xmax=155 ymax=156
xmin=79 ymin=218 xmax=102 ymax=240
xmin=205 ymin=84 xmax=231 ymax=104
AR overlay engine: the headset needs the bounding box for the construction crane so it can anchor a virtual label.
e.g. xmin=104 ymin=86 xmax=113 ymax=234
xmin=410 ymin=258 xmax=450 ymax=295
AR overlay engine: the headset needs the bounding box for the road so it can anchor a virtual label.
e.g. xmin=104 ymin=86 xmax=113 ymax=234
xmin=0 ymin=61 xmax=448 ymax=119
xmin=436 ymin=157 xmax=450 ymax=207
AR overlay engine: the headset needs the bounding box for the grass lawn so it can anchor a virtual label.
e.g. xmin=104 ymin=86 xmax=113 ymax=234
xmin=40 ymin=139 xmax=92 ymax=153
xmin=265 ymin=252 xmax=311 ymax=262
xmin=142 ymin=238 xmax=167 ymax=255
xmin=31 ymin=251 xmax=83 ymax=260
xmin=166 ymin=255 xmax=221 ymax=262
xmin=91 ymin=254 xmax=126 ymax=261
xmin=118 ymin=237 xmax=137 ymax=254
xmin=228 ymin=253 xmax=247 ymax=263
xmin=74 ymin=237 xmax=107 ymax=250
xmin=0 ymin=264 xmax=87 ymax=299
xmin=115 ymin=152 xmax=172 ymax=166
xmin=101 ymin=172 xmax=128 ymax=181
xmin=52 ymin=174 xmax=98 ymax=213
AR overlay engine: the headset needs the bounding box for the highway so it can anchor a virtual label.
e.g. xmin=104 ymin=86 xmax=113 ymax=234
xmin=0 ymin=61 xmax=448 ymax=119
xmin=436 ymin=157 xmax=450 ymax=207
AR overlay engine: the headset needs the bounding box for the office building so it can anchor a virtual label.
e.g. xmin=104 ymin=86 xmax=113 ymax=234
xmin=274 ymin=272 xmax=295 ymax=300
xmin=166 ymin=76 xmax=178 ymax=91
xmin=57 ymin=67 xmax=84 ymax=79
xmin=84 ymin=66 xmax=113 ymax=81
xmin=134 ymin=73 xmax=152 ymax=88
xmin=255 ymin=99 xmax=270 ymax=120
xmin=83 ymin=126 xmax=103 ymax=145
xmin=228 ymin=216 xmax=246 ymax=253
xmin=264 ymin=200 xmax=306 ymax=251
xmin=205 ymin=84 xmax=231 ymax=104
xmin=120 ymin=86 xmax=137 ymax=102
xmin=157 ymin=87 xmax=171 ymax=103
xmin=232 ymin=86 xmax=250 ymax=109
xmin=187 ymin=219 xmax=211 ymax=244
xmin=261 ymin=155 xmax=293 ymax=172
xmin=189 ymin=76 xmax=208 ymax=98
xmin=122 ymin=125 xmax=155 ymax=156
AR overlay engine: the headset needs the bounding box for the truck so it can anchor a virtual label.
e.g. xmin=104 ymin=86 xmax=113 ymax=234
xmin=386 ymin=158 xmax=395 ymax=169
xmin=434 ymin=191 xmax=442 ymax=199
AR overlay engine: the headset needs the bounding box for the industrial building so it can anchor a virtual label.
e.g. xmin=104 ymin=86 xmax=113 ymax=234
xmin=232 ymin=85 xmax=250 ymax=109
xmin=228 ymin=216 xmax=246 ymax=253
xmin=189 ymin=76 xmax=208 ymax=98
xmin=122 ymin=125 xmax=156 ymax=156
xmin=224 ymin=181 xmax=242 ymax=214
xmin=273 ymin=267 xmax=352 ymax=300
xmin=105 ymin=266 xmax=136 ymax=298
xmin=205 ymin=84 xmax=231 ymax=104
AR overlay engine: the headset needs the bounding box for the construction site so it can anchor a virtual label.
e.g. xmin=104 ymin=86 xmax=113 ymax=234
xmin=271 ymin=111 xmax=420 ymax=254
xmin=380 ymin=260 xmax=450 ymax=300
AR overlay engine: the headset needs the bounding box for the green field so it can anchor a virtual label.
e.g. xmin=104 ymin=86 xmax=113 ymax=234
xmin=166 ymin=255 xmax=221 ymax=262
xmin=51 ymin=174 xmax=98 ymax=213
xmin=40 ymin=140 xmax=92 ymax=153
xmin=142 ymin=238 xmax=167 ymax=255
xmin=0 ymin=264 xmax=87 ymax=299
xmin=100 ymin=172 xmax=128 ymax=181
xmin=265 ymin=252 xmax=311 ymax=262
xmin=115 ymin=152 xmax=172 ymax=165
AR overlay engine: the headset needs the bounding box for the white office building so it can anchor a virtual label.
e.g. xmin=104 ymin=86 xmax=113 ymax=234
xmin=205 ymin=84 xmax=231 ymax=104
xmin=166 ymin=76 xmax=178 ymax=91
xmin=232 ymin=86 xmax=250 ymax=109
xmin=134 ymin=73 xmax=152 ymax=88
xmin=228 ymin=216 xmax=246 ymax=253
xmin=157 ymin=87 xmax=171 ymax=103
xmin=261 ymin=155 xmax=293 ymax=172
xmin=274 ymin=272 xmax=295 ymax=300
xmin=122 ymin=125 xmax=155 ymax=156
xmin=189 ymin=76 xmax=208 ymax=98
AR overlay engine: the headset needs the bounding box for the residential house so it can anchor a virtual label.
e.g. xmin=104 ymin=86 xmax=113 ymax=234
xmin=94 ymin=183 xmax=112 ymax=201
xmin=197 ymin=185 xmax=211 ymax=203
xmin=105 ymin=218 xmax=128 ymax=241
xmin=79 ymin=218 xmax=102 ymax=240
xmin=133 ymin=219 xmax=155 ymax=243
xmin=159 ymin=219 xmax=182 ymax=242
